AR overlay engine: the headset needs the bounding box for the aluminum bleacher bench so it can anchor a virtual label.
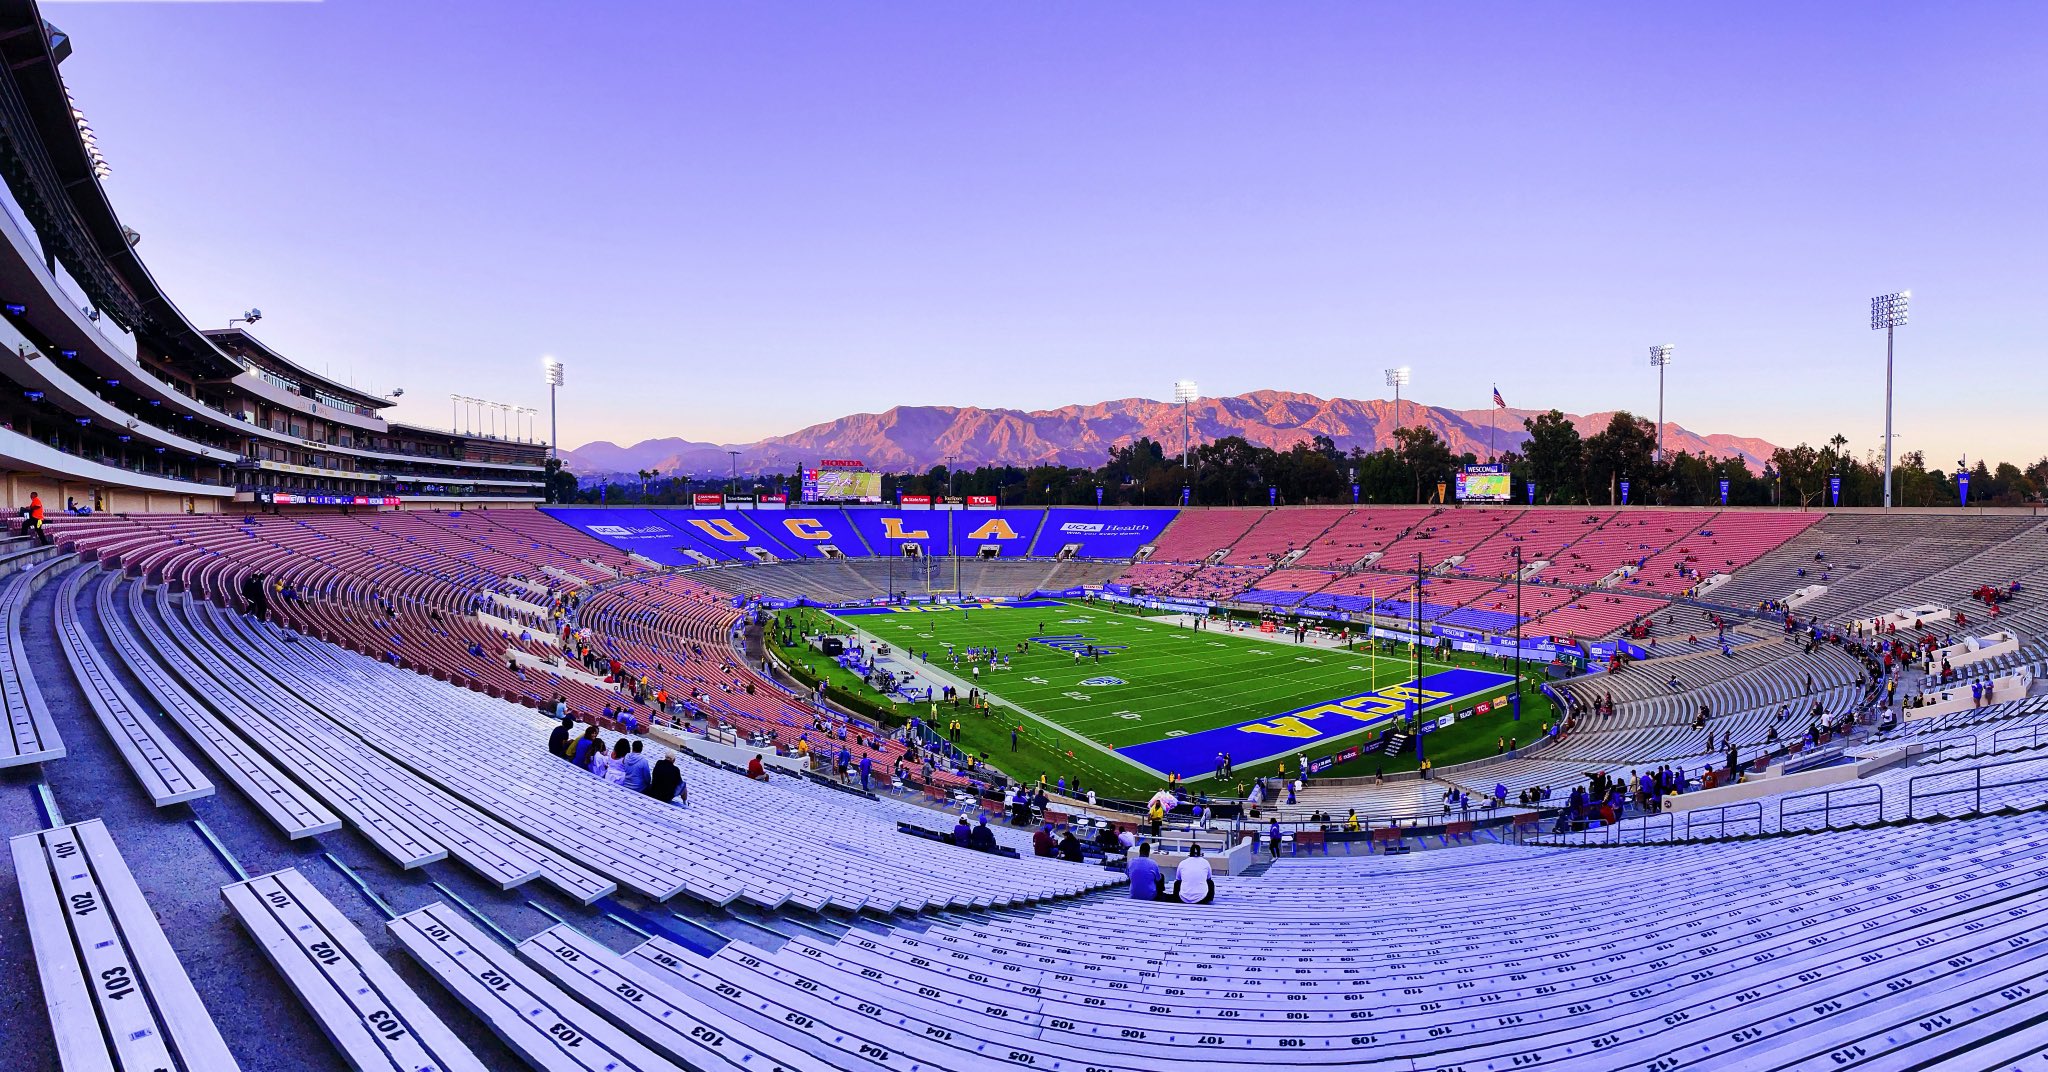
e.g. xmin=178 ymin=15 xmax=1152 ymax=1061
xmin=103 ymin=579 xmax=342 ymax=838
xmin=388 ymin=902 xmax=684 ymax=1072
xmin=222 ymin=868 xmax=489 ymax=1072
xmin=52 ymin=567 xmax=214 ymax=806
xmin=1 ymin=553 xmax=67 ymax=767
xmin=131 ymin=586 xmax=449 ymax=870
xmin=11 ymin=818 xmax=240 ymax=1071
xmin=518 ymin=924 xmax=808 ymax=1072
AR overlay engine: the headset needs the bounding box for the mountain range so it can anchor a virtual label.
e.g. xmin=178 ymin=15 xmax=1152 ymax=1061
xmin=561 ymin=390 xmax=1779 ymax=481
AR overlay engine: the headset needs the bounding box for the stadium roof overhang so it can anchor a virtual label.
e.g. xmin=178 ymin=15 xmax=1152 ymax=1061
xmin=0 ymin=1 xmax=245 ymax=381
xmin=202 ymin=327 xmax=395 ymax=411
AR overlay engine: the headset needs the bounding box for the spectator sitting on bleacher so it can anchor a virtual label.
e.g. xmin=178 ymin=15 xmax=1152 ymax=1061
xmin=570 ymin=725 xmax=601 ymax=768
xmin=618 ymin=739 xmax=650 ymax=792
xmin=1174 ymin=844 xmax=1216 ymax=905
xmin=952 ymin=814 xmax=973 ymax=846
xmin=593 ymin=739 xmax=624 ymax=782
xmin=1033 ymin=824 xmax=1056 ymax=857
xmin=547 ymin=713 xmax=574 ymax=759
xmin=1060 ymin=828 xmax=1085 ymax=862
xmin=969 ymin=817 xmax=999 ymax=853
xmin=647 ymin=752 xmax=682 ymax=803
xmin=1127 ymin=843 xmax=1163 ymax=899
xmin=745 ymin=753 xmax=769 ymax=781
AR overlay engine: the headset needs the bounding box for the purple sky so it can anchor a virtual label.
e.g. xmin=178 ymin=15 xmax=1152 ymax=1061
xmin=43 ymin=1 xmax=2048 ymax=467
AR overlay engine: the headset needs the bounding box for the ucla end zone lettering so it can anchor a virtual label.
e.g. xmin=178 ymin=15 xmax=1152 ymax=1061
xmin=1117 ymin=667 xmax=1514 ymax=776
xmin=831 ymin=598 xmax=1066 ymax=617
xmin=1030 ymin=634 xmax=1129 ymax=655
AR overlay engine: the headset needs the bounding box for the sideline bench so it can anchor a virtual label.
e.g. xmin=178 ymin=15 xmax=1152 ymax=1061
xmin=11 ymin=818 xmax=240 ymax=1070
xmin=53 ymin=567 xmax=213 ymax=806
xmin=389 ymin=902 xmax=683 ymax=1072
xmin=223 ymin=868 xmax=488 ymax=1072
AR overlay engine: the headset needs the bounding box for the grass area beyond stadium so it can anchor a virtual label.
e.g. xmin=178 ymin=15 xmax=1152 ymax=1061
xmin=775 ymin=599 xmax=1549 ymax=801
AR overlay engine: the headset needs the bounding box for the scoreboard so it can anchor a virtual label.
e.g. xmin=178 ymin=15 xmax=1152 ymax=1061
xmin=1456 ymin=464 xmax=1511 ymax=503
xmin=802 ymin=467 xmax=882 ymax=503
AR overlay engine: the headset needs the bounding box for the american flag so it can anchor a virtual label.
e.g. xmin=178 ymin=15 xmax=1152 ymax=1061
xmin=1492 ymin=386 xmax=1506 ymax=409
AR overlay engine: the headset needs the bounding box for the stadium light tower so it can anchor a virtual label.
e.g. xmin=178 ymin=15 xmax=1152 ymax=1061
xmin=542 ymin=356 xmax=564 ymax=463
xmin=727 ymin=449 xmax=742 ymax=494
xmin=1870 ymin=291 xmax=1909 ymax=509
xmin=1648 ymin=344 xmax=1674 ymax=464
xmin=1172 ymin=380 xmax=1199 ymax=468
xmin=1385 ymin=366 xmax=1411 ymax=431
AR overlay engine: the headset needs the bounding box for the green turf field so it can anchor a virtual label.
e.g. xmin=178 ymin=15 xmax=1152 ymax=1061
xmin=776 ymin=599 xmax=1542 ymax=799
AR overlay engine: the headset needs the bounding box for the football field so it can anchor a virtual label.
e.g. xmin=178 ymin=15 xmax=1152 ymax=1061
xmin=811 ymin=599 xmax=1518 ymax=791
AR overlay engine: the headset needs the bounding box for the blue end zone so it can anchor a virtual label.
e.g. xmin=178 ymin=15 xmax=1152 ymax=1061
xmin=832 ymin=598 xmax=1068 ymax=617
xmin=1117 ymin=667 xmax=1514 ymax=777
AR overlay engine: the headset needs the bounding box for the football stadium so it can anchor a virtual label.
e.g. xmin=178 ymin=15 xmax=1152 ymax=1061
xmin=1 ymin=3 xmax=2046 ymax=1071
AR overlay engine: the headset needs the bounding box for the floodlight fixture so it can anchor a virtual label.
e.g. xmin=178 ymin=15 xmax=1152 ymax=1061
xmin=1385 ymin=366 xmax=1412 ymax=430
xmin=1649 ymin=345 xmax=1674 ymax=464
xmin=1870 ymin=291 xmax=1910 ymax=508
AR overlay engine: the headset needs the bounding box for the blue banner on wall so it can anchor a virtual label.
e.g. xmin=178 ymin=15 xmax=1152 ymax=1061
xmin=1620 ymin=479 xmax=1631 ymax=505
xmin=1829 ymin=475 xmax=1841 ymax=507
xmin=1181 ymin=486 xmax=1191 ymax=506
xmin=1721 ymin=478 xmax=1731 ymax=506
xmin=1095 ymin=486 xmax=1104 ymax=506
xmin=1351 ymin=483 xmax=1359 ymax=504
xmin=1957 ymin=471 xmax=1970 ymax=505
xmin=1527 ymin=482 xmax=1536 ymax=504
xmin=1269 ymin=486 xmax=1278 ymax=506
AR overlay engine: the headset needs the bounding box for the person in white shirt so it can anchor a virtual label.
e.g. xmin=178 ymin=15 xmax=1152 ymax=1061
xmin=1173 ymin=843 xmax=1216 ymax=905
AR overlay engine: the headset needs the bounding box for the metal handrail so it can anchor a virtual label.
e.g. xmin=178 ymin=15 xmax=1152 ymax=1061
xmin=1778 ymin=781 xmax=1883 ymax=832
xmin=1991 ymin=723 xmax=2048 ymax=753
xmin=1908 ymin=752 xmax=2048 ymax=818
xmin=1681 ymin=799 xmax=1763 ymax=840
xmin=1617 ymin=810 xmax=1675 ymax=845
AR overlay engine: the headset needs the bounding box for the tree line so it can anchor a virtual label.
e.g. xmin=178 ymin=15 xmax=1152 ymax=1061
xmin=556 ymin=410 xmax=2048 ymax=509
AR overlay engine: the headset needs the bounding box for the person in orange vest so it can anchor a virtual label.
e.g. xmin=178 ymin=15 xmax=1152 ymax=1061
xmin=25 ymin=491 xmax=47 ymax=544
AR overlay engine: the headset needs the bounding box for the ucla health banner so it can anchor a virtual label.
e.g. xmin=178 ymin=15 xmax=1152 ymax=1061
xmin=1029 ymin=508 xmax=1179 ymax=557
xmin=541 ymin=508 xmax=728 ymax=565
